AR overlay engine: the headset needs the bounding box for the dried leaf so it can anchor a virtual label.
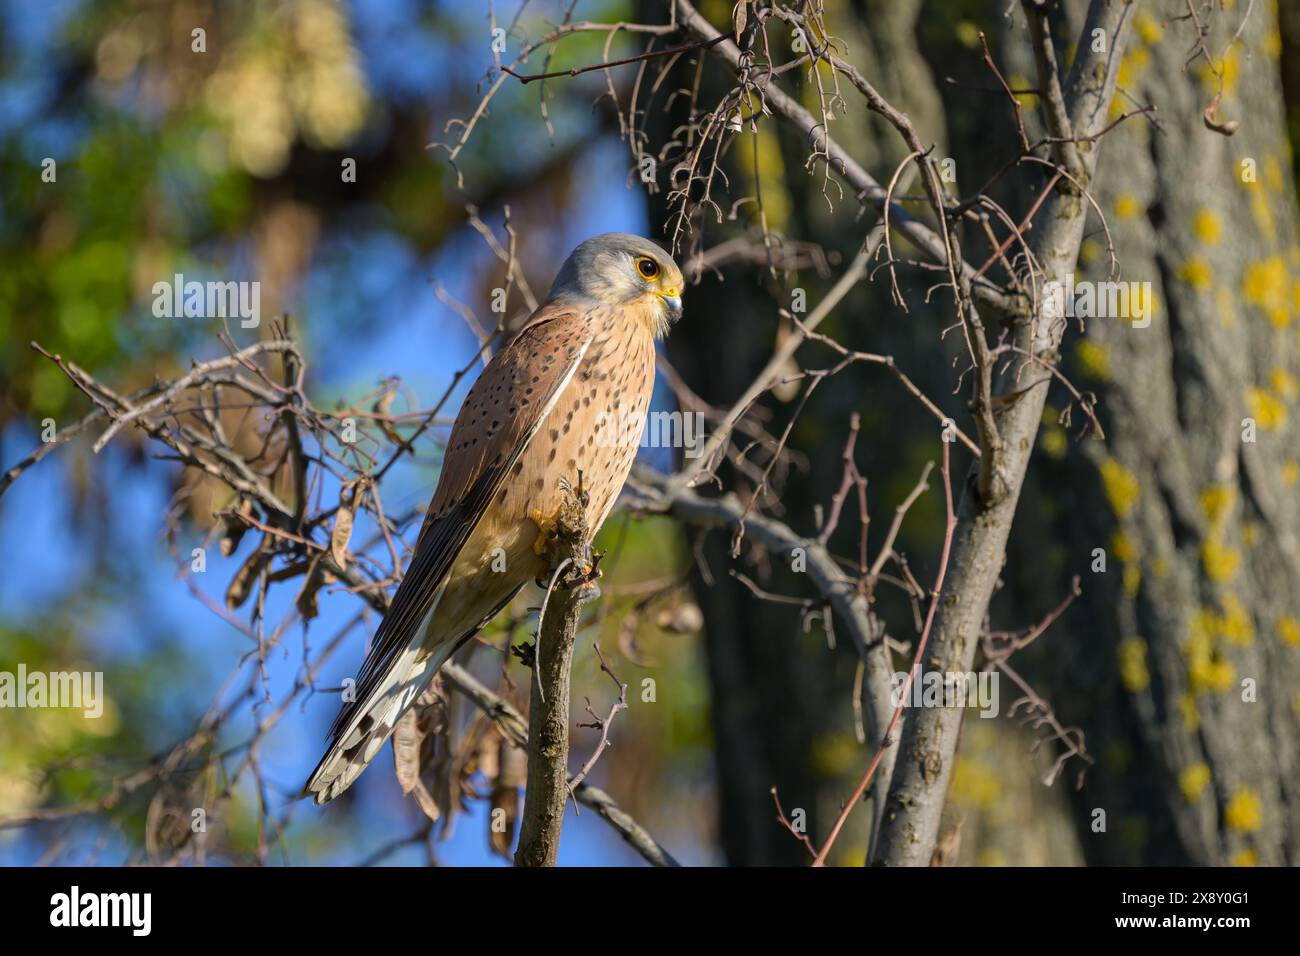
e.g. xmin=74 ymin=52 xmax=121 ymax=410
xmin=219 ymin=497 xmax=255 ymax=558
xmin=145 ymin=777 xmax=203 ymax=859
xmin=617 ymin=610 xmax=654 ymax=666
xmin=373 ymin=380 xmax=404 ymax=446
xmin=392 ymin=684 xmax=453 ymax=824
xmin=731 ymin=1 xmax=747 ymax=44
xmin=392 ymin=709 xmax=423 ymax=796
xmin=225 ymin=535 xmax=268 ymax=609
xmin=330 ymin=481 xmax=358 ymax=570
xmin=295 ymin=560 xmax=328 ymax=622
xmin=656 ymin=601 xmax=704 ymax=633
xmin=472 ymin=725 xmax=500 ymax=781
xmin=1202 ymin=92 xmax=1239 ymax=136
xmin=488 ymin=736 xmax=527 ymax=859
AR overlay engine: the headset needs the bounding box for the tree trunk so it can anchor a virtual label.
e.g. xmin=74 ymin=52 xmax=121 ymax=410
xmin=1014 ymin=0 xmax=1300 ymax=866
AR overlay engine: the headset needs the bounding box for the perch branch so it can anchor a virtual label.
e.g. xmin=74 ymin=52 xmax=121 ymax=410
xmin=515 ymin=480 xmax=601 ymax=867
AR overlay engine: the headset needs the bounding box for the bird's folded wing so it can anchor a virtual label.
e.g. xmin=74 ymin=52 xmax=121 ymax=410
xmin=329 ymin=304 xmax=592 ymax=740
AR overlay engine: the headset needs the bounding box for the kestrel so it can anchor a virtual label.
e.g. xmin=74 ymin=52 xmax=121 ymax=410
xmin=306 ymin=233 xmax=683 ymax=803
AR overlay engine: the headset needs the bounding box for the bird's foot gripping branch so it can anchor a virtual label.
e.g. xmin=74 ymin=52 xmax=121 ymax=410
xmin=529 ymin=472 xmax=604 ymax=596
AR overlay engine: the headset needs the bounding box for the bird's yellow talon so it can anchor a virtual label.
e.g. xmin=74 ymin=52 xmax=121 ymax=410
xmin=529 ymin=508 xmax=558 ymax=556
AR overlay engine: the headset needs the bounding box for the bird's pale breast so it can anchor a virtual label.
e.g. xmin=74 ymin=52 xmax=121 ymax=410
xmin=429 ymin=307 xmax=657 ymax=645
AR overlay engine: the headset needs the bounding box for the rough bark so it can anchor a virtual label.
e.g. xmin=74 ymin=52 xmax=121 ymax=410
xmin=1017 ymin=0 xmax=1300 ymax=865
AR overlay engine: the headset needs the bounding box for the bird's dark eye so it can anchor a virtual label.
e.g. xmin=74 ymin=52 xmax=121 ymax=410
xmin=636 ymin=257 xmax=660 ymax=279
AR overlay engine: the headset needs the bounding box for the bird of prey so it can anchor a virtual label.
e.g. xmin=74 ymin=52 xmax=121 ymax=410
xmin=306 ymin=233 xmax=683 ymax=804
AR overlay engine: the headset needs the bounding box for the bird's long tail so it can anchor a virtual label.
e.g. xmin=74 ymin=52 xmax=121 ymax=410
xmin=304 ymin=636 xmax=459 ymax=805
xmin=304 ymin=582 xmax=524 ymax=805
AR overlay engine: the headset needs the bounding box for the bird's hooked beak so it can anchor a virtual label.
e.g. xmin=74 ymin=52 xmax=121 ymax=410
xmin=660 ymin=288 xmax=683 ymax=323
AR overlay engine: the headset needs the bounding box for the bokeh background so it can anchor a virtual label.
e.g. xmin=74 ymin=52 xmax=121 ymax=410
xmin=2 ymin=0 xmax=1298 ymax=866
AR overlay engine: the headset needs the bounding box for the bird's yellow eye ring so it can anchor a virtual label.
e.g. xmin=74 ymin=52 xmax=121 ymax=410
xmin=635 ymin=256 xmax=660 ymax=280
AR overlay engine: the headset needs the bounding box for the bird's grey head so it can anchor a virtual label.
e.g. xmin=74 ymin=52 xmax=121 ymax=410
xmin=547 ymin=232 xmax=684 ymax=328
